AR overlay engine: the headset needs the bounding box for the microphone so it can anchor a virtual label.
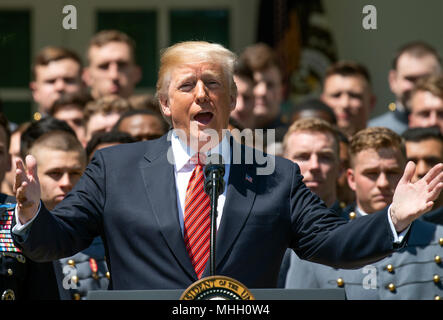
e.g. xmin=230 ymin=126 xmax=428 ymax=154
xmin=203 ymin=153 xmax=225 ymax=277
xmin=204 ymin=154 xmax=225 ymax=197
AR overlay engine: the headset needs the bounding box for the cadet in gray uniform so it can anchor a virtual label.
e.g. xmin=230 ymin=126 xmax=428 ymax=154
xmin=278 ymin=118 xmax=344 ymax=287
xmin=57 ymin=236 xmax=109 ymax=300
xmin=285 ymin=127 xmax=443 ymax=299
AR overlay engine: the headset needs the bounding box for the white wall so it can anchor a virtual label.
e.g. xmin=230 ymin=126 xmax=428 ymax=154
xmin=323 ymin=0 xmax=443 ymax=117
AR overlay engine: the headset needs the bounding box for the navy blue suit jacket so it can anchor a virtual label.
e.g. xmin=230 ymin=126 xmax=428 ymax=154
xmin=13 ymin=134 xmax=400 ymax=289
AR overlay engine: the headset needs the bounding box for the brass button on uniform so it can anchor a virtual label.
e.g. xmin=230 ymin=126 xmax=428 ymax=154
xmin=336 ymin=278 xmax=344 ymax=287
xmin=106 ymin=272 xmax=110 ymax=279
xmin=73 ymin=293 xmax=81 ymax=300
xmin=16 ymin=254 xmax=26 ymax=263
xmin=33 ymin=112 xmax=42 ymax=121
xmin=71 ymin=275 xmax=79 ymax=284
xmin=435 ymin=295 xmax=441 ymax=300
xmin=67 ymin=259 xmax=75 ymax=266
xmin=386 ymin=264 xmax=394 ymax=273
xmin=388 ymin=103 xmax=396 ymax=112
xmin=349 ymin=212 xmax=356 ymax=220
xmin=388 ymin=283 xmax=396 ymax=292
xmin=433 ymin=275 xmax=440 ymax=284
xmin=7 ymin=268 xmax=13 ymax=276
xmin=439 ymin=238 xmax=443 ymax=246
xmin=1 ymin=289 xmax=15 ymax=300
xmin=435 ymin=255 xmax=441 ymax=264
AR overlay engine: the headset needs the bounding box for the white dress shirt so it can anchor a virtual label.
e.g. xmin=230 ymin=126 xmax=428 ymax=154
xmin=170 ymin=131 xmax=231 ymax=236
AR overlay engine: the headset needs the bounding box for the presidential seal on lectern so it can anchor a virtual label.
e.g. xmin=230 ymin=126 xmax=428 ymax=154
xmin=180 ymin=276 xmax=255 ymax=300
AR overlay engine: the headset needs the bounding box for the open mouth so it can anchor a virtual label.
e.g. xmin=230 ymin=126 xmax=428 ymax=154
xmin=194 ymin=112 xmax=214 ymax=125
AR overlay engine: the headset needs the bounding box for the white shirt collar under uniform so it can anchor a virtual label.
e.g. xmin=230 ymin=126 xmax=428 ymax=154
xmin=355 ymin=206 xmax=368 ymax=218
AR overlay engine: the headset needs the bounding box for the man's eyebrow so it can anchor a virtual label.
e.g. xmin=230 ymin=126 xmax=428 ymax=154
xmin=44 ymin=164 xmax=83 ymax=170
xmin=175 ymin=73 xmax=195 ymax=81
xmin=202 ymin=71 xmax=221 ymax=78
xmin=360 ymin=165 xmax=380 ymax=171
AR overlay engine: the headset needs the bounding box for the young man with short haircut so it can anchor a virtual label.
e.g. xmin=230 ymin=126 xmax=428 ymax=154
xmin=30 ymin=46 xmax=85 ymax=117
xmin=82 ymin=30 xmax=141 ymax=99
xmin=321 ymin=61 xmax=376 ymax=137
xmin=409 ymin=74 xmax=443 ymax=134
xmin=22 ymin=126 xmax=109 ymax=299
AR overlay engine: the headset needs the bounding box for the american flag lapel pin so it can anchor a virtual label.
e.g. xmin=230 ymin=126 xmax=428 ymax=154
xmin=245 ymin=174 xmax=253 ymax=183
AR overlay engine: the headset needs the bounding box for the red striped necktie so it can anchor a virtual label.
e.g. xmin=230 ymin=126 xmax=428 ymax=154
xmin=183 ymin=157 xmax=210 ymax=278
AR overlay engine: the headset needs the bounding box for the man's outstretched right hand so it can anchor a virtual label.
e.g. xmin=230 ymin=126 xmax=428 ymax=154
xmin=14 ymin=155 xmax=41 ymax=224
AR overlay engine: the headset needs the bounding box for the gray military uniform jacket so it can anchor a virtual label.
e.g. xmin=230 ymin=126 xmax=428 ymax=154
xmin=57 ymin=237 xmax=109 ymax=300
xmin=284 ymin=215 xmax=443 ymax=299
xmin=368 ymin=102 xmax=409 ymax=135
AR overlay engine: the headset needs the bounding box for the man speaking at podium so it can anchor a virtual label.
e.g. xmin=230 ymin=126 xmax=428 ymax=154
xmin=11 ymin=41 xmax=443 ymax=290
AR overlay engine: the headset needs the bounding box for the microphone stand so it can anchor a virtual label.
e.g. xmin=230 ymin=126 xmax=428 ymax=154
xmin=209 ymin=171 xmax=219 ymax=277
xmin=204 ymin=156 xmax=225 ymax=277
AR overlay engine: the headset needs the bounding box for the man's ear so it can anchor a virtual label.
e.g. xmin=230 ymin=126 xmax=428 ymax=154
xmin=82 ymin=68 xmax=92 ymax=86
xmin=347 ymin=168 xmax=357 ymax=191
xmin=159 ymin=95 xmax=171 ymax=117
xmin=388 ymin=70 xmax=397 ymax=93
xmin=30 ymin=81 xmax=38 ymax=102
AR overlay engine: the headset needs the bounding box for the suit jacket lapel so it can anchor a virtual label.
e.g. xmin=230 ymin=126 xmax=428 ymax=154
xmin=210 ymin=141 xmax=257 ymax=272
xmin=139 ymin=135 xmax=196 ymax=280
